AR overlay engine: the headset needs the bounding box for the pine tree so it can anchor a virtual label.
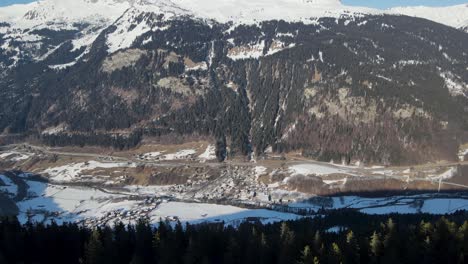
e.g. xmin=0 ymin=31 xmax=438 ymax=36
xmin=312 ymin=231 xmax=324 ymax=256
xmin=458 ymin=221 xmax=468 ymax=264
xmin=84 ymin=230 xmax=105 ymax=264
xmin=369 ymin=231 xmax=383 ymax=264
xmin=328 ymin=242 xmax=343 ymax=264
xmin=313 ymin=256 xmax=320 ymax=264
xmin=344 ymin=230 xmax=360 ymax=264
xmin=382 ymin=219 xmax=399 ymax=264
xmin=278 ymin=222 xmax=295 ymax=264
xmin=131 ymin=220 xmax=153 ymax=264
xmin=298 ymin=245 xmax=313 ymax=264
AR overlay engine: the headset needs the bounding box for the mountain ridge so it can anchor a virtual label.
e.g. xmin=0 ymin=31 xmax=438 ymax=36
xmin=1 ymin=0 xmax=468 ymax=29
xmin=0 ymin=1 xmax=468 ymax=165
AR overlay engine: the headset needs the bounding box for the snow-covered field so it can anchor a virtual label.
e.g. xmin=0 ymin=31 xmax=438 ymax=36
xmin=8 ymin=174 xmax=301 ymax=227
xmin=161 ymin=149 xmax=197 ymax=160
xmin=290 ymin=194 xmax=468 ymax=215
xmin=0 ymin=151 xmax=33 ymax=162
xmin=289 ymin=163 xmax=351 ymax=176
xmin=0 ymin=174 xmax=18 ymax=198
xmin=148 ymin=202 xmax=301 ymax=226
xmin=3 ymin=171 xmax=467 ymax=228
xmin=42 ymin=161 xmax=136 ymax=182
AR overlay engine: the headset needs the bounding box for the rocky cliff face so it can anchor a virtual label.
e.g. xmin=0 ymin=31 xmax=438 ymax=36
xmin=1 ymin=7 xmax=468 ymax=165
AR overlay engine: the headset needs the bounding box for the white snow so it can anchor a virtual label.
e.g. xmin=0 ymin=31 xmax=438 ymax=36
xmin=198 ymin=145 xmax=216 ymax=162
xmin=398 ymin=60 xmax=424 ymax=66
xmin=139 ymin=152 xmax=164 ymax=160
xmin=48 ymin=61 xmax=78 ymax=70
xmin=430 ymin=167 xmax=457 ymax=181
xmin=16 ymin=180 xmax=301 ymax=226
xmin=254 ymin=166 xmax=268 ymax=178
xmin=420 ymin=199 xmax=468 ymax=214
xmin=41 ymin=124 xmax=67 ymax=135
xmin=323 ymin=178 xmax=347 ymax=185
xmin=228 ymin=40 xmax=265 ymax=61
xmin=161 ymin=149 xmax=197 ymax=160
xmin=148 ymin=202 xmax=301 ymax=225
xmin=291 ymin=194 xmax=468 ymax=215
xmin=357 ymin=20 xmax=367 ymax=26
xmin=0 ymin=0 xmax=130 ymax=30
xmin=376 ymin=74 xmax=392 ymax=82
xmin=0 ymin=174 xmax=18 ymax=198
xmin=439 ymin=71 xmax=468 ymax=97
xmin=106 ymin=8 xmax=153 ymax=53
xmin=289 ymin=163 xmax=350 ymax=176
xmin=266 ymin=41 xmax=296 ymax=56
xmin=459 ymin=148 xmax=468 ymax=161
xmin=42 ymin=161 xmax=136 ymax=182
xmin=170 ymin=0 xmax=377 ymax=25
xmin=388 ymin=4 xmax=468 ymax=29
xmin=0 ymin=151 xmax=32 ymax=161
xmin=326 ymin=226 xmax=347 ymax=233
xmin=0 ymin=0 xmax=465 ymax=40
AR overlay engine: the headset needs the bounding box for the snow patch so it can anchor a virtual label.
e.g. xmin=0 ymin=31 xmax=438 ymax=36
xmin=0 ymin=174 xmax=18 ymax=198
xmin=439 ymin=71 xmax=468 ymax=97
xmin=198 ymin=145 xmax=216 ymax=162
xmin=42 ymin=161 xmax=136 ymax=182
xmin=289 ymin=163 xmax=350 ymax=176
xmin=161 ymin=149 xmax=197 ymax=160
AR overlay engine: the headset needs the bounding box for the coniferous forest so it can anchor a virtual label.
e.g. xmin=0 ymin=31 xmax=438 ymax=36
xmin=1 ymin=211 xmax=468 ymax=264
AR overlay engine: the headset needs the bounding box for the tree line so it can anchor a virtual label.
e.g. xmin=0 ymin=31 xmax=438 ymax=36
xmin=0 ymin=211 xmax=468 ymax=264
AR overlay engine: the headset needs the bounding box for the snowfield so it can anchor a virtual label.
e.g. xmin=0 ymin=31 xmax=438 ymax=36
xmin=290 ymin=194 xmax=468 ymax=215
xmin=161 ymin=149 xmax=197 ymax=160
xmin=0 ymin=151 xmax=32 ymax=161
xmin=389 ymin=4 xmax=468 ymax=29
xmin=289 ymin=163 xmax=351 ymax=176
xmin=198 ymin=145 xmax=216 ymax=162
xmin=10 ymin=170 xmax=468 ymax=228
xmin=42 ymin=161 xmax=136 ymax=182
xmin=148 ymin=202 xmax=301 ymax=225
xmin=14 ymin=177 xmax=302 ymax=227
xmin=1 ymin=0 xmax=466 ymax=31
xmin=0 ymin=174 xmax=18 ymax=198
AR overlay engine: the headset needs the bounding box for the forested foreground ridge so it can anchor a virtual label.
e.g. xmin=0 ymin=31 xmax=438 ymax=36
xmin=1 ymin=212 xmax=468 ymax=264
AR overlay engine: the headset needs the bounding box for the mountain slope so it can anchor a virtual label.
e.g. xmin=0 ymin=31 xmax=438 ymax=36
xmin=1 ymin=12 xmax=467 ymax=165
xmin=0 ymin=0 xmax=468 ymax=166
xmin=389 ymin=4 xmax=468 ymax=29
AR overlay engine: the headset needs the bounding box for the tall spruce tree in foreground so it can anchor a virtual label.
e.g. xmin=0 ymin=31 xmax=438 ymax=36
xmin=84 ymin=230 xmax=104 ymax=264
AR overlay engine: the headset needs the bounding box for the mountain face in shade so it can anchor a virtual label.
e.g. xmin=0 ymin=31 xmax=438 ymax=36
xmin=0 ymin=0 xmax=467 ymax=165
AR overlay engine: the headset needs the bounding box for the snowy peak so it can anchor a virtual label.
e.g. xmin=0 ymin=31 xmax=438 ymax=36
xmin=168 ymin=0 xmax=374 ymax=23
xmin=0 ymin=0 xmax=374 ymax=27
xmin=0 ymin=0 xmax=131 ymax=29
xmin=388 ymin=4 xmax=468 ymax=29
xmin=2 ymin=0 xmax=468 ymax=28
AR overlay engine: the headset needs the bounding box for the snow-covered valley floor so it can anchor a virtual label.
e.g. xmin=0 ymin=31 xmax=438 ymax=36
xmin=1 ymin=171 xmax=468 ymax=228
xmin=2 ymin=144 xmax=468 ymax=227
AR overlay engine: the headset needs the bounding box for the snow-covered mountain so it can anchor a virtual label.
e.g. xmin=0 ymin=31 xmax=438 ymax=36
xmin=0 ymin=0 xmax=466 ymax=65
xmin=1 ymin=0 xmax=467 ymax=29
xmin=0 ymin=0 xmax=374 ymax=27
xmin=389 ymin=4 xmax=468 ymax=30
xmin=0 ymin=0 xmax=468 ymax=165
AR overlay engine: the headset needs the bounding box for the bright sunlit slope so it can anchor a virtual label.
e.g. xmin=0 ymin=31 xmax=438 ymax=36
xmin=389 ymin=3 xmax=468 ymax=29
